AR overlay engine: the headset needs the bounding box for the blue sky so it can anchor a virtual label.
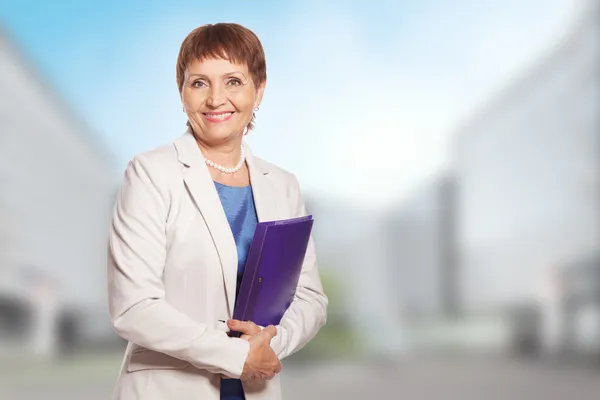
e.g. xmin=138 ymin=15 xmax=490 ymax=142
xmin=1 ymin=0 xmax=575 ymax=206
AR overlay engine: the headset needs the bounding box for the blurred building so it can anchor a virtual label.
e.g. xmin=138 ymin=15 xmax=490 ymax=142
xmin=453 ymin=2 xmax=599 ymax=354
xmin=385 ymin=174 xmax=458 ymax=320
xmin=0 ymin=28 xmax=118 ymax=358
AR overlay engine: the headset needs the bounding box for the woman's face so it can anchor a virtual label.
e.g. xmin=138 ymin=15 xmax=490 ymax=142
xmin=181 ymin=57 xmax=264 ymax=145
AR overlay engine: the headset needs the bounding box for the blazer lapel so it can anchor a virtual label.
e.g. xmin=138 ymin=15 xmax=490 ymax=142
xmin=244 ymin=144 xmax=281 ymax=223
xmin=173 ymin=128 xmax=284 ymax=316
xmin=173 ymin=129 xmax=238 ymax=316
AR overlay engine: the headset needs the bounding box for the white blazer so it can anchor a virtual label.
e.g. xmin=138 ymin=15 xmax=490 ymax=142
xmin=107 ymin=128 xmax=328 ymax=400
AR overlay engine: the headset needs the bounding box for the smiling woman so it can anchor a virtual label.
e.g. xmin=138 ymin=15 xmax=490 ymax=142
xmin=177 ymin=23 xmax=266 ymax=131
xmin=106 ymin=23 xmax=328 ymax=400
xmin=176 ymin=24 xmax=266 ymax=186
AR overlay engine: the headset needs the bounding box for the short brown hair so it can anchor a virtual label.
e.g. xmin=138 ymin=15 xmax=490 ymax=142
xmin=176 ymin=22 xmax=267 ymax=92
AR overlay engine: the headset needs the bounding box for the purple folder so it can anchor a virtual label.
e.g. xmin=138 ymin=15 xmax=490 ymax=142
xmin=232 ymin=215 xmax=314 ymax=330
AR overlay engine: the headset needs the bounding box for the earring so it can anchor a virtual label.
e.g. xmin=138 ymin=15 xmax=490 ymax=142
xmin=242 ymin=126 xmax=249 ymax=135
xmin=182 ymin=107 xmax=185 ymax=112
xmin=254 ymin=106 xmax=260 ymax=111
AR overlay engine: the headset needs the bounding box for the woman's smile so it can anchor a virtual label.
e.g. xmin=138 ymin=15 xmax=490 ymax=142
xmin=202 ymin=111 xmax=235 ymax=123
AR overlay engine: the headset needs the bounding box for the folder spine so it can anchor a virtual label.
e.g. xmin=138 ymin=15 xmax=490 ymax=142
xmin=235 ymin=225 xmax=269 ymax=321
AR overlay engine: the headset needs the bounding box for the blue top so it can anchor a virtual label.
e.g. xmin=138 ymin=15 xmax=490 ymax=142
xmin=214 ymin=181 xmax=258 ymax=400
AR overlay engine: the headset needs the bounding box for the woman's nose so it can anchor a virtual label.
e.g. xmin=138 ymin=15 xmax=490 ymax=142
xmin=206 ymin=86 xmax=226 ymax=108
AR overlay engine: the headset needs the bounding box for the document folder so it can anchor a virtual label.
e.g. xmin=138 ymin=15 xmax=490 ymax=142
xmin=232 ymin=215 xmax=314 ymax=330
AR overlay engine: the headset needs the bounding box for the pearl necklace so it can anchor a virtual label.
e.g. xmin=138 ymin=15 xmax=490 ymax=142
xmin=203 ymin=145 xmax=245 ymax=174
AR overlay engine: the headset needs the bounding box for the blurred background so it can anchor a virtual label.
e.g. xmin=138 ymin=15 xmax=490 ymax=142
xmin=1 ymin=0 xmax=599 ymax=399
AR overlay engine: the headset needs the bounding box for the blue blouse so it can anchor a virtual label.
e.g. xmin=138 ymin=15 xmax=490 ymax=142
xmin=214 ymin=181 xmax=258 ymax=400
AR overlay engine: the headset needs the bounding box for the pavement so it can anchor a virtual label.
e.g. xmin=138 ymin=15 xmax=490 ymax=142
xmin=1 ymin=352 xmax=600 ymax=399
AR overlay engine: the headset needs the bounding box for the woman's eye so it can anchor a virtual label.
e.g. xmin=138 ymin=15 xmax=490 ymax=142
xmin=192 ymin=81 xmax=207 ymax=88
xmin=227 ymin=78 xmax=242 ymax=86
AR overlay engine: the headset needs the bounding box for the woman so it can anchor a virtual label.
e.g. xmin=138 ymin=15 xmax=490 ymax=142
xmin=107 ymin=23 xmax=328 ymax=400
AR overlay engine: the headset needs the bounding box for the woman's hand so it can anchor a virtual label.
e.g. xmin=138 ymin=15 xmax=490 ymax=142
xmin=227 ymin=319 xmax=262 ymax=341
xmin=240 ymin=325 xmax=282 ymax=382
xmin=220 ymin=320 xmax=278 ymax=382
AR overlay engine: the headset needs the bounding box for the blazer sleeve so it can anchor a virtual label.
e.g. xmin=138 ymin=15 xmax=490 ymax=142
xmin=107 ymin=155 xmax=249 ymax=378
xmin=269 ymin=174 xmax=328 ymax=359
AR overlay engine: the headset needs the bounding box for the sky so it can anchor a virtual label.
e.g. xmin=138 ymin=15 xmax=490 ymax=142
xmin=0 ymin=0 xmax=578 ymax=208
